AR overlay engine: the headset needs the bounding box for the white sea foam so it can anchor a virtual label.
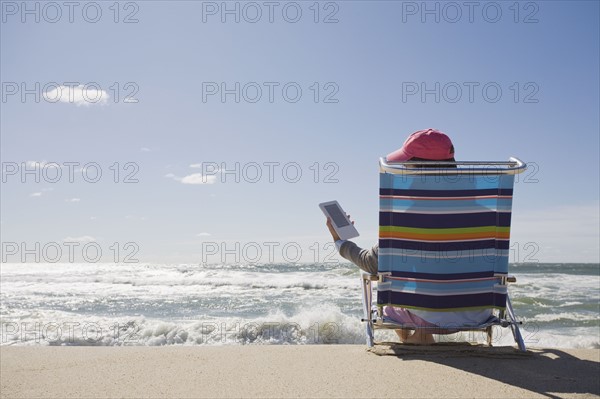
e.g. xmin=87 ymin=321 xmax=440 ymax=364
xmin=3 ymin=306 xmax=596 ymax=349
xmin=1 ymin=262 xmax=598 ymax=348
xmin=0 ymin=306 xmax=385 ymax=346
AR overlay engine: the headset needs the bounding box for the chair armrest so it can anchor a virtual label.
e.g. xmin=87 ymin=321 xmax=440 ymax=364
xmin=507 ymin=275 xmax=517 ymax=283
xmin=361 ymin=272 xmax=379 ymax=281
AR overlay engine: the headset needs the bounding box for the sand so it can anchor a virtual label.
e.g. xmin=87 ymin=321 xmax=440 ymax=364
xmin=1 ymin=345 xmax=599 ymax=398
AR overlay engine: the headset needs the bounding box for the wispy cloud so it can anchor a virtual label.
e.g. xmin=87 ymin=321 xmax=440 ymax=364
xmin=25 ymin=160 xmax=63 ymax=170
xmin=165 ymin=173 xmax=216 ymax=185
xmin=140 ymin=147 xmax=152 ymax=152
xmin=65 ymin=198 xmax=81 ymax=203
xmin=196 ymin=232 xmax=211 ymax=237
xmin=26 ymin=160 xmax=45 ymax=168
xmin=125 ymin=215 xmax=147 ymax=221
xmin=189 ymin=163 xmax=221 ymax=174
xmin=21 ymin=163 xmax=65 ymax=184
xmin=181 ymin=173 xmax=217 ymax=185
xmin=44 ymin=85 xmax=109 ymax=106
xmin=28 ymin=183 xmax=54 ymax=197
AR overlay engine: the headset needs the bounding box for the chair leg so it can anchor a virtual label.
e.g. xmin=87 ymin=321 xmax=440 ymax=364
xmin=366 ymin=321 xmax=374 ymax=347
xmin=506 ymin=296 xmax=526 ymax=352
xmin=486 ymin=326 xmax=493 ymax=347
xmin=361 ymin=276 xmax=374 ymax=347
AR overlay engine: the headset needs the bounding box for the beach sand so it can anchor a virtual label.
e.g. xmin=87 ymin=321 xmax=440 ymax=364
xmin=1 ymin=345 xmax=599 ymax=398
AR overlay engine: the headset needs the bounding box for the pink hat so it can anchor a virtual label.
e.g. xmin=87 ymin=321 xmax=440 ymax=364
xmin=386 ymin=129 xmax=455 ymax=162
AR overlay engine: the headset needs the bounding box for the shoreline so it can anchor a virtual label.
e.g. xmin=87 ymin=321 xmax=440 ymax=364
xmin=1 ymin=345 xmax=599 ymax=398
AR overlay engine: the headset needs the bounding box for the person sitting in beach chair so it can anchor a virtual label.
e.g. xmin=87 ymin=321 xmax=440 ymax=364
xmin=325 ymin=129 xmax=526 ymax=350
xmin=326 ymin=129 xmax=462 ymax=344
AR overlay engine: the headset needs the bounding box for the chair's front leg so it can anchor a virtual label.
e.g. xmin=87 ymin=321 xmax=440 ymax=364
xmin=361 ymin=274 xmax=375 ymax=347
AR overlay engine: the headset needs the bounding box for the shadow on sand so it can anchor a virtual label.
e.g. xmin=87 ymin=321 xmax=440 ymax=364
xmin=369 ymin=343 xmax=600 ymax=398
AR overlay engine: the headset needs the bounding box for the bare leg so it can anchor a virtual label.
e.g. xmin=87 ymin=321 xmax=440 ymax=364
xmin=404 ymin=330 xmax=435 ymax=345
xmin=395 ymin=329 xmax=412 ymax=342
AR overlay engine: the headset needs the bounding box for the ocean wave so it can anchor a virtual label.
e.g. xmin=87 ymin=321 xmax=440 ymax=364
xmin=2 ymin=306 xmax=598 ymax=349
xmin=1 ymin=262 xmax=599 ymax=349
xmin=0 ymin=306 xmax=380 ymax=346
xmin=526 ymin=312 xmax=600 ymax=323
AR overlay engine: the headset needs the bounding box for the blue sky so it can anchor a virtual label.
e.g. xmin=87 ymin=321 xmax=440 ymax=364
xmin=1 ymin=1 xmax=599 ymax=264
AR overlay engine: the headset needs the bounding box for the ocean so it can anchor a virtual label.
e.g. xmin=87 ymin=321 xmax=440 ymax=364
xmin=1 ymin=262 xmax=598 ymax=348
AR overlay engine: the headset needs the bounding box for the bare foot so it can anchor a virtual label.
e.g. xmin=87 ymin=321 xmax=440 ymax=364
xmin=403 ymin=331 xmax=435 ymax=345
xmin=395 ymin=329 xmax=412 ymax=342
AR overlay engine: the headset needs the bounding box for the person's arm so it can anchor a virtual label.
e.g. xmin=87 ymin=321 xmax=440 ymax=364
xmin=338 ymin=240 xmax=379 ymax=275
xmin=326 ymin=217 xmax=378 ymax=275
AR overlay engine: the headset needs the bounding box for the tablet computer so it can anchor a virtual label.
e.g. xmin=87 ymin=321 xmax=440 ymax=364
xmin=319 ymin=200 xmax=360 ymax=240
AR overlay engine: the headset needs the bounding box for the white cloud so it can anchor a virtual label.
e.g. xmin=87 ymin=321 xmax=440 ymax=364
xmin=196 ymin=232 xmax=211 ymax=237
xmin=22 ymin=163 xmax=63 ymax=184
xmin=190 ymin=164 xmax=221 ymax=174
xmin=21 ymin=163 xmax=64 ymax=183
xmin=124 ymin=215 xmax=146 ymax=221
xmin=66 ymin=198 xmax=81 ymax=203
xmin=26 ymin=160 xmax=45 ymax=168
xmin=25 ymin=160 xmax=63 ymax=170
xmin=181 ymin=173 xmax=217 ymax=185
xmin=29 ymin=192 xmax=42 ymax=197
xmin=140 ymin=147 xmax=152 ymax=152
xmin=44 ymin=85 xmax=108 ymax=107
xmin=63 ymin=235 xmax=96 ymax=243
xmin=165 ymin=173 xmax=216 ymax=185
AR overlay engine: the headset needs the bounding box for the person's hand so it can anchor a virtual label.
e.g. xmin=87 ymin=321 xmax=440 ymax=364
xmin=325 ymin=214 xmax=354 ymax=242
xmin=326 ymin=217 xmax=340 ymax=241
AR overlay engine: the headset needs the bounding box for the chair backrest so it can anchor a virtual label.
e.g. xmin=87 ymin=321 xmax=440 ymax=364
xmin=377 ymin=158 xmax=526 ymax=312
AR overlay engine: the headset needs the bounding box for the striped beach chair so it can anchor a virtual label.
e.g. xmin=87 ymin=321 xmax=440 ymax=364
xmin=361 ymin=157 xmax=527 ymax=351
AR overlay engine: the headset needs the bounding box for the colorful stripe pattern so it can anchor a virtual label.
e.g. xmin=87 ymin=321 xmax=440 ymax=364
xmin=378 ymin=172 xmax=515 ymax=311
